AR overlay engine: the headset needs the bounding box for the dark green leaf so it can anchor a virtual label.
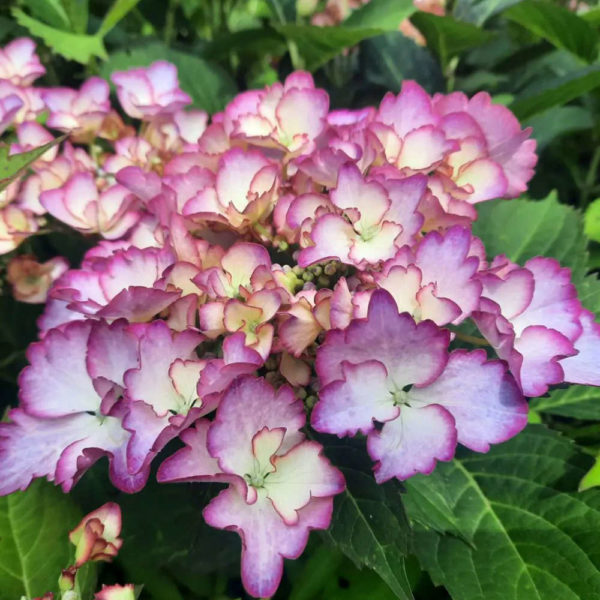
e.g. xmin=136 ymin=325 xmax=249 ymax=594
xmin=525 ymin=105 xmax=593 ymax=150
xmin=100 ymin=42 xmax=237 ymax=113
xmin=510 ymin=65 xmax=600 ymax=119
xmin=504 ymin=0 xmax=598 ymax=63
xmin=360 ymin=32 xmax=444 ymax=94
xmin=345 ymin=0 xmax=415 ymax=31
xmin=272 ymin=24 xmax=383 ymax=71
xmin=413 ymin=426 xmax=600 ymax=600
xmin=0 ymin=480 xmax=94 ymax=599
xmin=531 ymin=386 xmax=600 ymax=420
xmin=12 ymin=9 xmax=106 ymax=64
xmin=473 ymin=192 xmax=587 ymax=274
xmin=202 ymin=28 xmax=286 ymax=61
xmin=320 ymin=437 xmax=414 ymax=600
xmin=403 ymin=476 xmax=473 ymax=543
xmin=0 ymin=135 xmax=66 ymax=192
xmin=410 ymin=12 xmax=492 ymax=67
xmin=453 ymin=0 xmax=521 ymax=25
xmin=97 ymin=0 xmax=142 ymax=36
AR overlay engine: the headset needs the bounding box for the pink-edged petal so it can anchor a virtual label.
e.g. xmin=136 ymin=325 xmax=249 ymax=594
xmin=203 ymin=487 xmax=333 ymax=599
xmin=516 ymin=325 xmax=575 ymax=397
xmin=157 ymin=420 xmax=226 ymax=482
xmin=207 ymin=376 xmax=305 ymax=477
xmin=267 ymin=441 xmax=345 ymax=525
xmin=455 ymin=158 xmax=508 ymax=203
xmin=316 ymin=289 xmax=450 ymax=388
xmin=19 ymin=320 xmax=99 ymax=417
xmin=409 ymin=349 xmax=528 ymax=452
xmin=297 ymin=213 xmax=353 ymax=266
xmin=368 ymin=404 xmax=457 ymax=482
xmin=312 ymin=360 xmax=398 ymax=436
xmin=397 ymin=125 xmax=455 ymax=171
xmin=86 ymin=319 xmax=139 ymax=387
xmin=95 ymin=584 xmax=136 ymax=600
xmin=561 ymin=310 xmax=600 ymax=386
xmin=124 ymin=320 xmax=202 ymax=415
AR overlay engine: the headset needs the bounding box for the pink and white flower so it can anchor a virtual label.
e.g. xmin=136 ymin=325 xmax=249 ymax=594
xmin=312 ymin=290 xmax=527 ymax=481
xmin=158 ymin=376 xmax=344 ymax=598
xmin=473 ymin=256 xmax=600 ymax=396
xmin=223 ymin=71 xmax=329 ymax=156
xmin=111 ymin=61 xmax=191 ymax=120
xmin=0 ymin=320 xmax=147 ymax=494
xmin=0 ymin=37 xmax=45 ymax=86
xmin=43 ymin=78 xmax=111 ymax=143
xmin=41 ymin=173 xmax=140 ymax=239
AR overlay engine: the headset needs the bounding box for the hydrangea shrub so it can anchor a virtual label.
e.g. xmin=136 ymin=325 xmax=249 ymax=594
xmin=0 ymin=37 xmax=599 ymax=599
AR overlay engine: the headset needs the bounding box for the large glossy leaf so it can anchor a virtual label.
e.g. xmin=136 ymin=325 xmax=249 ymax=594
xmin=453 ymin=0 xmax=521 ymax=25
xmin=473 ymin=191 xmax=600 ymax=315
xmin=360 ymin=32 xmax=444 ymax=94
xmin=320 ymin=437 xmax=414 ymax=600
xmin=344 ymin=0 xmax=415 ymax=31
xmin=410 ymin=12 xmax=492 ymax=66
xmin=504 ymin=0 xmax=598 ymax=63
xmin=412 ymin=426 xmax=600 ymax=600
xmin=531 ymin=385 xmax=600 ymax=420
xmin=273 ymin=24 xmax=383 ymax=71
xmin=510 ymin=65 xmax=600 ymax=120
xmin=0 ymin=480 xmax=94 ymax=600
xmin=473 ymin=192 xmax=587 ymax=275
xmin=12 ymin=9 xmax=106 ymax=63
xmin=0 ymin=135 xmax=66 ymax=192
xmin=100 ymin=42 xmax=237 ymax=113
xmin=525 ymin=105 xmax=593 ymax=150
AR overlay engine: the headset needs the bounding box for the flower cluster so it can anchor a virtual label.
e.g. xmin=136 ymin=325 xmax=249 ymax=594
xmin=0 ymin=38 xmax=599 ymax=598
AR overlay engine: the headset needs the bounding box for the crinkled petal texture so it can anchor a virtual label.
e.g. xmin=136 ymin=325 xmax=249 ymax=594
xmin=313 ymin=291 xmax=526 ymax=482
xmin=0 ymin=320 xmax=148 ymax=494
xmin=158 ymin=376 xmax=344 ymax=598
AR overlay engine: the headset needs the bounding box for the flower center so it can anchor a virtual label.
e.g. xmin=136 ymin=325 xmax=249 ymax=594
xmin=244 ymin=471 xmax=269 ymax=489
xmin=389 ymin=384 xmax=413 ymax=406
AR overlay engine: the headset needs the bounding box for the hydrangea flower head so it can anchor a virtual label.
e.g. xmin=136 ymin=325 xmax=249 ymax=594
xmin=111 ymin=61 xmax=192 ymax=120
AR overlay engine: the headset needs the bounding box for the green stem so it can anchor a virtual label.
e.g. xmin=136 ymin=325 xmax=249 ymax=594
xmin=581 ymin=145 xmax=600 ymax=208
xmin=452 ymin=330 xmax=490 ymax=347
xmin=164 ymin=0 xmax=179 ymax=45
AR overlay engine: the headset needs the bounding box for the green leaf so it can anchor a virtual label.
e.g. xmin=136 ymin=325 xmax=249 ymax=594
xmin=60 ymin=0 xmax=88 ymax=33
xmin=320 ymin=438 xmax=414 ymax=600
xmin=453 ymin=0 xmax=521 ymax=25
xmin=403 ymin=476 xmax=473 ymax=543
xmin=531 ymin=385 xmax=600 ymax=420
xmin=413 ymin=426 xmax=600 ymax=600
xmin=272 ymin=24 xmax=383 ymax=71
xmin=24 ymin=0 xmax=70 ymax=30
xmin=580 ymin=455 xmax=600 ymax=491
xmin=100 ymin=42 xmax=237 ymax=113
xmin=525 ymin=105 xmax=593 ymax=150
xmin=360 ymin=32 xmax=444 ymax=94
xmin=410 ymin=12 xmax=492 ymax=67
xmin=510 ymin=65 xmax=600 ymax=119
xmin=504 ymin=0 xmax=598 ymax=63
xmin=12 ymin=9 xmax=106 ymax=64
xmin=0 ymin=480 xmax=94 ymax=599
xmin=344 ymin=0 xmax=415 ymax=31
xmin=585 ymin=199 xmax=600 ymax=243
xmin=473 ymin=192 xmax=588 ymax=275
xmin=97 ymin=0 xmax=142 ymax=37
xmin=0 ymin=135 xmax=66 ymax=192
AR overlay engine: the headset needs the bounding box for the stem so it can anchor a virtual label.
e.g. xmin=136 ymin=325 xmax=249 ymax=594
xmin=581 ymin=145 xmax=600 ymax=208
xmin=267 ymin=0 xmax=305 ymax=70
xmin=452 ymin=330 xmax=490 ymax=347
xmin=164 ymin=0 xmax=179 ymax=45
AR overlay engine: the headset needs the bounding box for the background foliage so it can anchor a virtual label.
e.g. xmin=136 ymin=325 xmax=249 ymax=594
xmin=2 ymin=0 xmax=600 ymax=598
